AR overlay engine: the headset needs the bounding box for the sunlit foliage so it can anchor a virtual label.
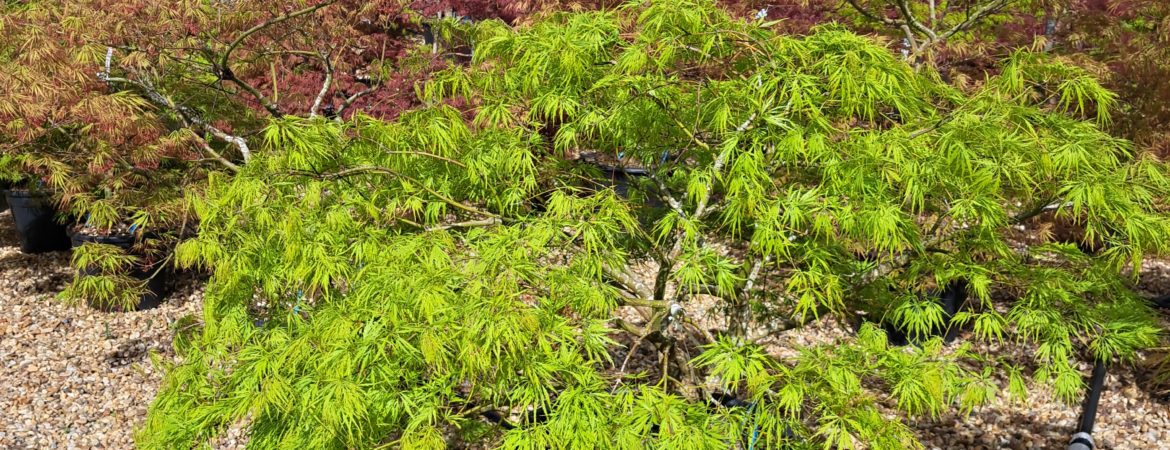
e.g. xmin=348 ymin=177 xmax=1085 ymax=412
xmin=139 ymin=0 xmax=1169 ymax=448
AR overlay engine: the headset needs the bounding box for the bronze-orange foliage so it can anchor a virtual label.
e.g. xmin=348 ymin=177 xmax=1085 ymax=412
xmin=1062 ymin=0 xmax=1170 ymax=157
xmin=0 ymin=0 xmax=543 ymax=229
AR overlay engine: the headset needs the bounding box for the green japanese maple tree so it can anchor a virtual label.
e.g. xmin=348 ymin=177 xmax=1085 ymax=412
xmin=142 ymin=0 xmax=1168 ymax=448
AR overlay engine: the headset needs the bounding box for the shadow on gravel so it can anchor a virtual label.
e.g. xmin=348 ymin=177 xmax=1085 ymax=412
xmin=0 ymin=210 xmax=73 ymax=296
xmin=1136 ymin=351 xmax=1170 ymax=405
xmin=0 ymin=251 xmax=72 ymax=296
xmin=0 ymin=248 xmax=70 ymax=267
xmin=105 ymin=338 xmax=157 ymax=368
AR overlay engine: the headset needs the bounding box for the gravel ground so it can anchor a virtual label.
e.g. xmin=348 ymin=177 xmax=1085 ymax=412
xmin=0 ymin=210 xmax=204 ymax=450
xmin=1 ymin=207 xmax=1169 ymax=449
xmin=914 ymin=363 xmax=1170 ymax=450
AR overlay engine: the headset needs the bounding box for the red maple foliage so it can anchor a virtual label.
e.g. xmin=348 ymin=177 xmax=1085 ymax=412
xmin=0 ymin=0 xmax=572 ymax=229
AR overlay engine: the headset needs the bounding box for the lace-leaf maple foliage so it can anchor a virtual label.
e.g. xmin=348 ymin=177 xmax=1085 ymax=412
xmin=0 ymin=0 xmax=435 ymax=228
xmin=834 ymin=0 xmax=1170 ymax=158
xmin=144 ymin=0 xmax=1168 ymax=448
xmin=1061 ymin=0 xmax=1170 ymax=157
xmin=0 ymin=0 xmax=564 ymax=309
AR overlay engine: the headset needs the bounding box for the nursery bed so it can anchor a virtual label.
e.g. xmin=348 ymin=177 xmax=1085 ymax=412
xmin=0 ymin=210 xmax=245 ymax=450
xmin=0 ymin=208 xmax=1167 ymax=449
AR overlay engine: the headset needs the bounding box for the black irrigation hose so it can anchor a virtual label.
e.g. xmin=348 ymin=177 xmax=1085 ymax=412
xmin=1079 ymin=361 xmax=1108 ymax=434
xmin=479 ymin=409 xmax=517 ymax=430
xmin=1068 ymin=360 xmax=1108 ymax=450
xmin=478 ymin=405 xmax=550 ymax=430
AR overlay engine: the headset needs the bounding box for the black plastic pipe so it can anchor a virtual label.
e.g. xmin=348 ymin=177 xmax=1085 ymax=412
xmin=1068 ymin=360 xmax=1108 ymax=450
xmin=479 ymin=409 xmax=517 ymax=430
xmin=1079 ymin=360 xmax=1108 ymax=433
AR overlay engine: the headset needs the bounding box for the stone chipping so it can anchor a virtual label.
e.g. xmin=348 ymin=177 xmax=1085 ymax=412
xmin=0 ymin=210 xmax=205 ymax=450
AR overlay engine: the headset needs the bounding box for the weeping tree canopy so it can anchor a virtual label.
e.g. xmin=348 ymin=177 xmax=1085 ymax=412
xmin=143 ymin=0 xmax=1170 ymax=448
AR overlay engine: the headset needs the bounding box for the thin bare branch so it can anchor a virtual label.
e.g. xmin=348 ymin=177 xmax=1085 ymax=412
xmin=908 ymin=114 xmax=955 ymax=138
xmin=426 ymin=217 xmax=502 ymax=231
xmin=309 ymin=50 xmax=334 ymax=118
xmin=893 ymin=0 xmax=938 ymax=41
xmin=352 ymin=136 xmax=468 ymax=168
xmin=310 ymin=166 xmax=500 ymax=219
xmin=335 ymin=85 xmax=378 ymax=117
xmin=219 ymin=1 xmax=336 ymax=73
xmin=844 ymin=0 xmax=902 ymax=25
xmin=104 ymin=76 xmax=252 ymax=162
xmin=218 ymin=1 xmax=338 ymax=117
xmin=227 ymin=77 xmax=284 ymax=117
xmin=185 ymin=129 xmax=240 ymax=172
xmin=938 ymin=0 xmax=1013 ymax=41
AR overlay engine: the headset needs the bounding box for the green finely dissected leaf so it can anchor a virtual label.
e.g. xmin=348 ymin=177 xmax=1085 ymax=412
xmin=140 ymin=0 xmax=1169 ymax=449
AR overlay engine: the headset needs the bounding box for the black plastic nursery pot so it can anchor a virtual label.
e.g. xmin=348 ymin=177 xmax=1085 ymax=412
xmin=70 ymin=231 xmax=171 ymax=312
xmin=0 ymin=182 xmax=10 ymax=212
xmin=4 ymin=190 xmax=73 ymax=253
xmin=881 ymin=279 xmax=969 ymax=347
xmin=597 ymin=166 xmax=669 ymax=211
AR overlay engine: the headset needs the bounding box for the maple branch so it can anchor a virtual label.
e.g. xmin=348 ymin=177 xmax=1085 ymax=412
xmin=1011 ymin=197 xmax=1062 ymax=224
xmin=604 ymin=265 xmax=655 ymax=300
xmin=694 ymin=113 xmax=756 ymax=220
xmin=613 ymin=317 xmax=649 ymax=337
xmin=204 ymin=124 xmax=252 ymax=163
xmin=185 ymin=129 xmax=241 ymax=172
xmin=253 ymin=49 xmax=321 ymax=59
xmin=351 ymin=136 xmax=468 ymax=168
xmin=335 ymin=85 xmax=378 ymax=117
xmin=218 ymin=0 xmax=337 ymax=117
xmin=739 ymin=254 xmax=770 ymax=299
xmin=618 ymin=297 xmax=671 ymax=309
xmin=728 ymin=254 xmax=770 ymax=339
xmin=104 ymin=76 xmax=252 ymax=163
xmin=893 ymin=0 xmax=938 ymax=41
xmin=900 ymin=24 xmax=920 ymax=57
xmin=907 ymin=113 xmax=955 ymax=138
xmin=844 ymin=0 xmax=901 ymax=25
xmin=309 ymin=50 xmax=334 ymax=118
xmin=648 ymin=171 xmax=688 ymax=218
xmin=227 ymin=77 xmax=283 ymax=118
xmin=912 ymin=0 xmax=1014 ymax=58
xmin=309 ymin=166 xmax=500 ymax=219
xmin=426 ymin=217 xmax=502 ymax=231
xmin=938 ymin=0 xmax=1013 ymax=41
xmin=683 ymin=316 xmax=717 ymax=345
xmin=220 ymin=1 xmax=336 ymax=71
